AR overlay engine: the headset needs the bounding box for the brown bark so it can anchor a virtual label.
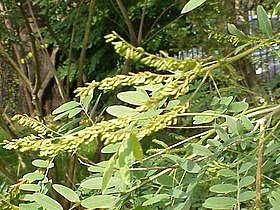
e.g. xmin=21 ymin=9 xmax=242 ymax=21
xmin=67 ymin=1 xmax=84 ymax=96
xmin=77 ymin=0 xmax=97 ymax=87
xmin=0 ymin=111 xmax=16 ymax=138
xmin=235 ymin=58 xmax=263 ymax=88
xmin=116 ymin=0 xmax=138 ymax=46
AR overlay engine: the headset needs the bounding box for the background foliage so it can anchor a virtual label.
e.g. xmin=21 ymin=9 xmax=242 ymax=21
xmin=0 ymin=0 xmax=280 ymax=209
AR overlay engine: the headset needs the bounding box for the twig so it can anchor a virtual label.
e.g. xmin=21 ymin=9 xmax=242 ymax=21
xmin=136 ymin=129 xmax=213 ymax=164
xmin=256 ymin=119 xmax=266 ymax=210
xmin=77 ymin=0 xmax=97 ymax=86
xmin=255 ymin=105 xmax=280 ymax=209
xmin=263 ymin=174 xmax=280 ymax=186
xmin=166 ymin=125 xmax=222 ymax=129
xmin=78 ymin=156 xmax=178 ymax=171
xmin=116 ymin=0 xmax=137 ymax=45
xmin=125 ymin=164 xmax=178 ymax=193
xmin=137 ymin=0 xmax=147 ymax=43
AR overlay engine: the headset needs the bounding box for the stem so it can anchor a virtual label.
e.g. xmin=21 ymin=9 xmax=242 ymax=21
xmin=63 ymin=155 xmax=77 ymax=209
xmin=142 ymin=15 xmax=183 ymax=46
xmin=256 ymin=119 xmax=266 ymax=210
xmin=263 ymin=174 xmax=280 ymax=186
xmin=0 ymin=42 xmax=32 ymax=92
xmin=237 ymin=164 xmax=241 ymax=210
xmin=137 ymin=0 xmax=148 ymax=44
xmin=209 ymin=73 xmax=221 ymax=97
xmin=137 ymin=130 xmax=213 ymax=164
xmin=0 ymin=158 xmax=18 ymax=183
xmin=200 ymin=42 xmax=264 ymax=74
xmin=125 ymin=165 xmax=178 ymax=193
xmin=186 ymin=70 xmax=210 ymax=103
xmin=177 ymin=112 xmax=231 ymax=119
xmin=143 ymin=2 xmax=179 ymax=43
xmin=26 ymin=0 xmax=67 ymax=103
xmin=18 ymin=1 xmax=41 ymax=96
xmin=116 ymin=0 xmax=137 ymax=45
xmin=67 ymin=1 xmax=83 ymax=95
xmin=77 ymin=0 xmax=96 ymax=87
xmin=0 ymin=109 xmax=16 ymax=138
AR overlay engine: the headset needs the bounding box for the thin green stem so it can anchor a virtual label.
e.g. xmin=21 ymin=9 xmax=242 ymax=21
xmin=186 ymin=70 xmax=210 ymax=103
xmin=209 ymin=73 xmax=221 ymax=98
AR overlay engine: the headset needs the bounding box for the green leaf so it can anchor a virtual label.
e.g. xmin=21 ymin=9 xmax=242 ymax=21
xmin=68 ymin=107 xmax=82 ymax=118
xmin=32 ymin=159 xmax=53 ymax=168
xmin=156 ymin=175 xmax=176 ymax=187
xmin=218 ymin=169 xmax=236 ymax=178
xmin=53 ymin=184 xmax=80 ymax=203
xmin=81 ymin=195 xmax=116 ymax=209
xmin=142 ymin=194 xmax=170 ymax=206
xmin=80 ymin=177 xmax=121 ymax=190
xmin=264 ymin=142 xmax=280 ymax=155
xmin=220 ymin=96 xmax=233 ymax=106
xmin=228 ymin=101 xmax=249 ymax=113
xmin=166 ymin=100 xmax=180 ymax=110
xmin=226 ymin=117 xmax=239 ymax=135
xmin=239 ymin=176 xmax=255 ymax=188
xmin=215 ymin=125 xmax=230 ymax=142
xmin=19 ymin=194 xmax=35 ymax=202
xmin=58 ymin=118 xmax=82 ymax=133
xmin=23 ymin=173 xmax=44 ymax=182
xmin=275 ymin=48 xmax=280 ymax=58
xmin=272 ymin=2 xmax=280 ymax=16
xmin=53 ymin=111 xmax=69 ymax=121
xmin=88 ymin=161 xmax=109 ymax=173
xmin=270 ymin=197 xmax=280 ymax=209
xmin=240 ymin=115 xmax=254 ymax=131
xmin=19 ymin=203 xmax=41 ymax=210
xmin=118 ymin=157 xmax=131 ymax=185
xmin=131 ymin=135 xmax=143 ymax=162
xmin=177 ymin=159 xmax=201 ymax=173
xmin=239 ymin=162 xmax=253 ymax=173
xmin=65 ymin=125 xmax=86 ymax=134
xmin=106 ymin=105 xmax=138 ymax=117
xmin=181 ymin=0 xmax=206 ymax=14
xmin=136 ymin=83 xmax=163 ymax=92
xmin=234 ymin=42 xmax=251 ymax=55
xmin=193 ymin=110 xmax=216 ymax=124
xmin=118 ymin=140 xmax=132 ymax=185
xmin=207 ymin=139 xmax=222 ymax=147
xmin=210 ymin=184 xmax=238 ymax=193
xmin=276 ymin=156 xmax=280 ymax=164
xmin=188 ymin=143 xmax=213 ymax=156
xmin=203 ymin=197 xmax=237 ymax=209
xmin=52 ymin=101 xmax=80 ymax=115
xmin=33 ymin=193 xmax=63 ymax=210
xmin=102 ymin=155 xmax=116 ymax=192
xmin=162 ymin=154 xmax=181 ymax=163
xmin=257 ymin=5 xmax=272 ymax=38
xmin=240 ymin=141 xmax=247 ymax=150
xmin=227 ymin=23 xmax=247 ymax=39
xmin=81 ymin=94 xmax=93 ymax=113
xmin=186 ymin=179 xmax=198 ymax=195
xmin=239 ymin=191 xmax=255 ymax=202
xmin=171 ymin=187 xmax=188 ymax=199
xmin=20 ymin=184 xmax=41 ymax=192
xmin=117 ymin=91 xmax=149 ymax=106
xmin=142 ymin=109 xmax=163 ymax=117
xmin=272 ymin=191 xmax=280 ymax=205
xmin=211 ymin=97 xmax=220 ymax=106
xmin=101 ymin=143 xmax=121 ymax=153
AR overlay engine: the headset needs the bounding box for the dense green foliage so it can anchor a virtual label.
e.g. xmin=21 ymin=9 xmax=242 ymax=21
xmin=0 ymin=0 xmax=280 ymax=210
